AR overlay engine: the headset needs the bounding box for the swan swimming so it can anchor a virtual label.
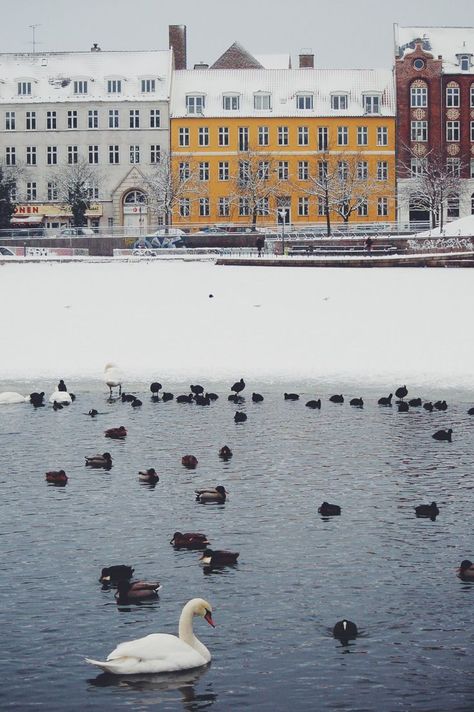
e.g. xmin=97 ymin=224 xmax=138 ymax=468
xmin=0 ymin=392 xmax=28 ymax=405
xmin=48 ymin=390 xmax=72 ymax=405
xmin=86 ymin=597 xmax=215 ymax=674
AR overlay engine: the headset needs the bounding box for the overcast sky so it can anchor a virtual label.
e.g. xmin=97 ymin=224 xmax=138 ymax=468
xmin=1 ymin=0 xmax=473 ymax=68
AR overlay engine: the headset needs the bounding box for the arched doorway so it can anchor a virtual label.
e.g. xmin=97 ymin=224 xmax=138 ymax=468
xmin=122 ymin=190 xmax=147 ymax=233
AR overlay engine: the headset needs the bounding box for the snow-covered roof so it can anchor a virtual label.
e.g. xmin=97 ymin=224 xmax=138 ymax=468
xmin=171 ymin=68 xmax=395 ymax=118
xmin=254 ymin=54 xmax=291 ymax=69
xmin=0 ymin=50 xmax=172 ymax=103
xmin=395 ymin=25 xmax=474 ymax=74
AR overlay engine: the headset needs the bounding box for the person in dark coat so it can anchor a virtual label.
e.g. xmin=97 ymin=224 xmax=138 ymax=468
xmin=365 ymin=236 xmax=373 ymax=253
xmin=256 ymin=235 xmax=265 ymax=257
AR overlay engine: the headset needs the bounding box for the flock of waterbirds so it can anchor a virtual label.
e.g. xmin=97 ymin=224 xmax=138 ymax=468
xmin=2 ymin=364 xmax=473 ymax=673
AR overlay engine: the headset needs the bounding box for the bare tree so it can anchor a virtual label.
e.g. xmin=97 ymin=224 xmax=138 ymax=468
xmin=0 ymin=162 xmax=20 ymax=230
xmin=144 ymin=151 xmax=202 ymax=228
xmin=399 ymin=147 xmax=464 ymax=229
xmin=52 ymin=159 xmax=100 ymax=227
xmin=228 ymin=148 xmax=284 ymax=228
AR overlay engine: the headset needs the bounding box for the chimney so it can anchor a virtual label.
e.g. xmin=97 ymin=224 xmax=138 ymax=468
xmin=299 ymin=50 xmax=314 ymax=68
xmin=194 ymin=62 xmax=209 ymax=69
xmin=169 ymin=25 xmax=187 ymax=70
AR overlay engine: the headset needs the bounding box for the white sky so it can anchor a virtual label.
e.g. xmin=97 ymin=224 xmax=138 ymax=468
xmin=1 ymin=0 xmax=473 ymax=69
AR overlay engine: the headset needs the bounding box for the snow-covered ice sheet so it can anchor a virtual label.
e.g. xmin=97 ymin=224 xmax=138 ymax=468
xmin=1 ymin=261 xmax=473 ymax=388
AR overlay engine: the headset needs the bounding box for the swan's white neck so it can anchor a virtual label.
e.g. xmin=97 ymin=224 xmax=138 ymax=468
xmin=178 ymin=600 xmax=211 ymax=662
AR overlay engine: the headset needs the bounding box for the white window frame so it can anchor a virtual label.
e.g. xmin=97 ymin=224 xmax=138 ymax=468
xmin=73 ymin=80 xmax=88 ymax=94
xmin=331 ymin=93 xmax=348 ymax=110
xmin=357 ymin=199 xmax=368 ymax=217
xmin=357 ymin=161 xmax=368 ymax=180
xmin=186 ymin=95 xmax=205 ymax=114
xmin=179 ymin=127 xmax=190 ymax=147
xmin=199 ymin=162 xmax=209 ymax=181
xmin=218 ymin=161 xmax=229 ymax=181
xmin=150 ymin=145 xmax=160 ymax=164
xmin=410 ymin=86 xmax=428 ymax=107
xmin=337 ymin=126 xmax=348 ymax=146
xmin=88 ymin=145 xmax=99 ymax=164
xmin=298 ymin=196 xmax=309 ymax=216
xmin=67 ymin=110 xmax=78 ymax=129
xmin=218 ymin=126 xmax=229 ymax=146
xmin=150 ymin=109 xmax=160 ymax=128
xmin=199 ymin=197 xmax=209 ymax=217
xmin=446 ymin=121 xmax=460 ymax=142
xmin=107 ymin=79 xmax=122 ymax=94
xmin=26 ymin=181 xmax=37 ymax=200
xmin=179 ymin=198 xmax=190 ymax=217
xmin=108 ymin=145 xmax=120 ymax=164
xmin=278 ymin=161 xmax=289 ymax=180
xmin=318 ymin=127 xmax=328 ymax=151
xmin=446 ymin=86 xmax=460 ymax=108
xmin=108 ymin=109 xmax=119 ymax=129
xmin=46 ymin=111 xmax=56 ymax=130
xmin=278 ymin=126 xmax=289 ymax=146
xmin=222 ymin=94 xmax=240 ymax=111
xmin=5 ymin=111 xmax=15 ymax=130
xmin=141 ymin=78 xmax=156 ymax=93
xmin=129 ymin=109 xmax=140 ymax=129
xmin=298 ymin=161 xmax=309 ymax=181
xmin=258 ymin=126 xmax=269 ymax=146
xmin=218 ymin=197 xmax=230 ymax=217
xmin=5 ymin=146 xmax=16 ymax=165
xmin=357 ymin=126 xmax=368 ymax=146
xmin=377 ymin=126 xmax=388 ymax=146
xmin=298 ymin=126 xmax=309 ymax=146
xmin=254 ymin=93 xmax=271 ymax=110
xmin=88 ymin=109 xmax=98 ymax=129
xmin=26 ymin=146 xmax=36 ymax=165
xmin=377 ymin=197 xmax=388 ymax=217
xmin=198 ymin=127 xmax=209 ymax=146
xmin=296 ymin=94 xmax=314 ymax=110
xmin=67 ymin=145 xmax=78 ymax=164
xmin=377 ymin=161 xmax=388 ymax=181
xmin=47 ymin=146 xmax=58 ymax=165
xmin=26 ymin=111 xmax=36 ymax=130
xmin=18 ymin=81 xmax=32 ymax=96
xmin=129 ymin=145 xmax=140 ymax=164
xmin=411 ymin=120 xmax=428 ymax=142
xmin=363 ymin=94 xmax=380 ymax=114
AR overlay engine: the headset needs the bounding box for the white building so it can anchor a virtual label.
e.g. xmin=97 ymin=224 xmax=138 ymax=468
xmin=0 ymin=46 xmax=172 ymax=231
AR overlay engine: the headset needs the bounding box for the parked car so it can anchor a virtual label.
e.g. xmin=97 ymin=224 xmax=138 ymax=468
xmin=0 ymin=246 xmax=15 ymax=255
xmin=57 ymin=227 xmax=95 ymax=237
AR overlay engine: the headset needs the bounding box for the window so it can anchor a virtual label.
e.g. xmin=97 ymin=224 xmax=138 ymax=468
xmin=239 ymin=161 xmax=249 ymax=185
xmin=73 ymin=80 xmax=88 ymax=94
xmin=471 ymin=159 xmax=474 ymax=178
xmin=47 ymin=146 xmax=58 ymax=165
xmin=198 ymin=127 xmax=209 ymax=146
xmin=130 ymin=145 xmax=140 ymax=164
xmin=26 ymin=182 xmax=37 ymax=200
xmin=254 ymin=93 xmax=271 ymax=110
xmin=218 ymin=197 xmax=230 ymax=217
xmin=446 ymin=85 xmax=460 ymax=107
xmin=88 ymin=110 xmax=98 ymax=129
xmin=238 ymin=127 xmax=249 ymax=151
xmin=18 ymin=81 xmax=31 ymax=96
xmin=199 ymin=198 xmax=209 ymax=217
xmin=67 ymin=110 xmax=78 ymax=129
xmin=296 ymin=94 xmax=313 ymax=109
xmin=150 ymin=109 xmax=160 ymax=128
xmin=471 ymin=85 xmax=474 ymax=108
xmin=446 ymin=121 xmax=460 ymax=142
xmin=363 ymin=94 xmax=380 ymax=114
xmin=179 ymin=198 xmax=190 ymax=217
xmin=67 ymin=145 xmax=78 ymax=164
xmin=26 ymin=111 xmax=36 ymax=130
xmin=109 ymin=145 xmax=119 ymax=164
xmin=298 ymin=126 xmax=309 ymax=146
xmin=317 ymin=197 xmax=327 ymax=216
xmin=257 ymin=197 xmax=269 ymax=216
xmin=239 ymin=198 xmax=250 ymax=216
xmin=471 ymin=121 xmax=474 ymax=142
xmin=179 ymin=127 xmax=189 ymax=147
xmin=223 ymin=94 xmax=239 ymax=110
xmin=88 ymin=145 xmax=99 ymax=164
xmin=258 ymin=126 xmax=269 ymax=146
xmin=447 ymin=157 xmax=461 ymax=176
xmin=357 ymin=161 xmax=368 ymax=180
xmin=10 ymin=182 xmax=17 ymax=202
xmin=107 ymin=79 xmax=122 ymax=93
xmin=186 ymin=95 xmax=205 ymax=114
xmin=141 ymin=78 xmax=155 ymax=93
xmin=318 ymin=160 xmax=328 ymax=181
xmin=87 ymin=184 xmax=99 ymax=200
xmin=298 ymin=197 xmax=309 ymax=216
xmin=377 ymin=161 xmax=388 ymax=181
xmin=129 ymin=109 xmax=140 ymax=129
xmin=413 ymin=58 xmax=425 ymax=70
xmin=357 ymin=126 xmax=368 ymax=146
xmin=331 ymin=94 xmax=348 ymax=110
xmin=377 ymin=197 xmax=388 ymax=217
xmin=337 ymin=126 xmax=348 ymax=146
xmin=318 ymin=127 xmax=328 ymax=151
xmin=472 ymin=192 xmax=474 ymax=214
xmin=278 ymin=126 xmax=289 ymax=146
xmin=218 ymin=162 xmax=229 ymax=181
xmin=411 ymin=158 xmax=423 ymax=176
xmin=179 ymin=162 xmax=190 ymax=181
xmin=411 ymin=120 xmax=428 ymax=141
xmin=460 ymin=56 xmax=470 ymax=71
xmin=108 ymin=109 xmax=119 ymax=128
xmin=5 ymin=111 xmax=15 ymax=130
xmin=5 ymin=147 xmax=15 ymax=166
xmin=199 ymin=162 xmax=209 ymax=181
xmin=26 ymin=146 xmax=36 ymax=165
xmin=278 ymin=161 xmax=289 ymax=180
xmin=410 ymin=86 xmax=428 ymax=107
xmin=377 ymin=126 xmax=388 ymax=146
xmin=47 ymin=182 xmax=57 ymax=201
xmin=357 ymin=199 xmax=368 ymax=217
xmin=258 ymin=161 xmax=269 ymax=180
xmin=150 ymin=145 xmax=160 ymax=164
xmin=447 ymin=196 xmax=459 ymax=218
xmin=298 ymin=161 xmax=309 ymax=180
xmin=47 ymin=111 xmax=56 ymax=130
xmin=338 ymin=161 xmax=348 ymax=180
xmin=218 ymin=126 xmax=229 ymax=146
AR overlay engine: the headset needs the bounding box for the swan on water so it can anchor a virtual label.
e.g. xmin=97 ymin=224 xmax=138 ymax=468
xmin=0 ymin=392 xmax=28 ymax=404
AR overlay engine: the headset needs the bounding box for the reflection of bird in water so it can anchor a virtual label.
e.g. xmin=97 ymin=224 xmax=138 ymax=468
xmin=333 ymin=619 xmax=358 ymax=644
xmin=86 ymin=598 xmax=215 ymax=674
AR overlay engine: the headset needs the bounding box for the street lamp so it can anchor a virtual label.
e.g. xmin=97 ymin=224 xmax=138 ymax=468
xmin=277 ymin=209 xmax=287 ymax=256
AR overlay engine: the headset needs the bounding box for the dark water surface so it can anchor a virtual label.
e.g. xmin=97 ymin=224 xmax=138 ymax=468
xmin=1 ymin=380 xmax=474 ymax=711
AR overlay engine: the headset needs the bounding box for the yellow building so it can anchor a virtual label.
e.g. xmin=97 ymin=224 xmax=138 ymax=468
xmin=170 ymin=67 xmax=396 ymax=229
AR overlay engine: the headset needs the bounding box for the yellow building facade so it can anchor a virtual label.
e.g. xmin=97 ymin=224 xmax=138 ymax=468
xmin=170 ymin=69 xmax=396 ymax=228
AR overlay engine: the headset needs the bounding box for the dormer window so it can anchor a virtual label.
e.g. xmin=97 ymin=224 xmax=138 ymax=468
xmin=73 ymin=80 xmax=88 ymax=94
xmin=296 ymin=93 xmax=313 ymax=110
xmin=254 ymin=93 xmax=271 ymax=110
xmin=107 ymin=79 xmax=122 ymax=93
xmin=223 ymin=94 xmax=240 ymax=110
xmin=460 ymin=55 xmax=471 ymax=71
xmin=141 ymin=78 xmax=156 ymax=93
xmin=363 ymin=94 xmax=380 ymax=114
xmin=186 ymin=94 xmax=205 ymax=114
xmin=331 ymin=93 xmax=348 ymax=110
xmin=17 ymin=81 xmax=31 ymax=96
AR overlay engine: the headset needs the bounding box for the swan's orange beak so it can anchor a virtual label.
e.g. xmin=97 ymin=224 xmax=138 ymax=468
xmin=204 ymin=611 xmax=216 ymax=628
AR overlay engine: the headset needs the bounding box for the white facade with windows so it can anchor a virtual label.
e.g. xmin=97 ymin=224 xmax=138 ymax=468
xmin=0 ymin=48 xmax=172 ymax=229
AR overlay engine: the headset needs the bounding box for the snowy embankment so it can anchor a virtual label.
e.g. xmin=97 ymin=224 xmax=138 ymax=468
xmin=1 ymin=260 xmax=473 ymax=388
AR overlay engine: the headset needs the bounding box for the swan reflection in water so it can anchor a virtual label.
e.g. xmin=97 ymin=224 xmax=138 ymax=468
xmin=88 ymin=666 xmax=217 ymax=709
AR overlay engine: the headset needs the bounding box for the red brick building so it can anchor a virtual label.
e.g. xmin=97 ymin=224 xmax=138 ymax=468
xmin=394 ymin=26 xmax=474 ymax=225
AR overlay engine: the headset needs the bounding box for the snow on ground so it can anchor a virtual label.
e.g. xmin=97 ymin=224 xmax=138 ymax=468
xmin=415 ymin=215 xmax=474 ymax=238
xmin=1 ymin=260 xmax=473 ymax=388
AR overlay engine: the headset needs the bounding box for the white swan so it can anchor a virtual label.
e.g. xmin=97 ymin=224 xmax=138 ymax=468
xmin=86 ymin=598 xmax=215 ymax=675
xmin=104 ymin=363 xmax=123 ymax=397
xmin=0 ymin=392 xmax=28 ymax=405
xmin=48 ymin=390 xmax=72 ymax=404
